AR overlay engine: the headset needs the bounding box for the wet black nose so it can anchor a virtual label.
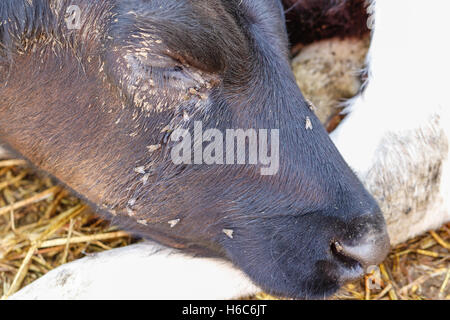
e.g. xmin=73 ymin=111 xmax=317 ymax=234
xmin=330 ymin=215 xmax=390 ymax=281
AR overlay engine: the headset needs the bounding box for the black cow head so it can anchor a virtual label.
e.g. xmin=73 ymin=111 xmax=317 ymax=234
xmin=0 ymin=0 xmax=389 ymax=298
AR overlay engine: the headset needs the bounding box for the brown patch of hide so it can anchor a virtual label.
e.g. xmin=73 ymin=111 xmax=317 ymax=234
xmin=282 ymin=0 xmax=370 ymax=46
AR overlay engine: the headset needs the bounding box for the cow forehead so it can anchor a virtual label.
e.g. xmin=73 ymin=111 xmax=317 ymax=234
xmin=108 ymin=0 xmax=249 ymax=73
xmin=109 ymin=0 xmax=287 ymax=73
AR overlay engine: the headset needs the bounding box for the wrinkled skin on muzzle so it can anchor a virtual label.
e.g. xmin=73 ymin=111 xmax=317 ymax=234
xmin=0 ymin=0 xmax=389 ymax=298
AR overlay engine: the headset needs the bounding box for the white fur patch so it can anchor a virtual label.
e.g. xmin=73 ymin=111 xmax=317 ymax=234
xmin=10 ymin=242 xmax=259 ymax=300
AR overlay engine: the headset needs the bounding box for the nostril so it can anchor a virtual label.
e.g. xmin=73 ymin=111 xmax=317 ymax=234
xmin=331 ymin=231 xmax=390 ymax=270
xmin=330 ymin=241 xmax=362 ymax=271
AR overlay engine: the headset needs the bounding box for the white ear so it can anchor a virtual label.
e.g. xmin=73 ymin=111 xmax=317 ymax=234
xmin=10 ymin=242 xmax=260 ymax=300
xmin=331 ymin=0 xmax=450 ymax=245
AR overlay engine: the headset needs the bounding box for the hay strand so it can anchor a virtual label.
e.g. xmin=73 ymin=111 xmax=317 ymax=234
xmin=0 ymin=186 xmax=60 ymax=217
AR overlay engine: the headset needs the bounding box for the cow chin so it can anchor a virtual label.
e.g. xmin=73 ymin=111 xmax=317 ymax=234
xmin=219 ymin=216 xmax=340 ymax=299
